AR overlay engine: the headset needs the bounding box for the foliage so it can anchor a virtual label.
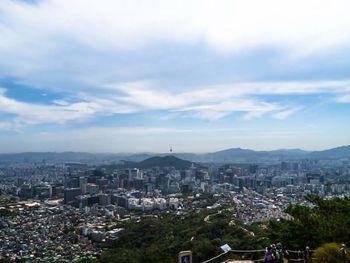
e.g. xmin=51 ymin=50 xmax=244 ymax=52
xmin=268 ymin=195 xmax=350 ymax=249
xmin=313 ymin=243 xmax=350 ymax=263
xmin=91 ymin=195 xmax=350 ymax=262
xmin=92 ymin=209 xmax=267 ymax=263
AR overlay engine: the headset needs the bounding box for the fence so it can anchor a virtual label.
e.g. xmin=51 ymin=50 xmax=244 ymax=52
xmin=202 ymin=248 xmax=312 ymax=263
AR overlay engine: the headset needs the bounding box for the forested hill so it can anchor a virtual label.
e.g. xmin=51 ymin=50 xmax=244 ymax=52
xmin=269 ymin=195 xmax=350 ymax=249
xmin=90 ymin=195 xmax=350 ymax=263
xmin=116 ymin=156 xmax=195 ymax=170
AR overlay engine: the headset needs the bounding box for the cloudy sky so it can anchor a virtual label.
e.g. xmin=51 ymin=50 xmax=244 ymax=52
xmin=0 ymin=0 xmax=350 ymax=153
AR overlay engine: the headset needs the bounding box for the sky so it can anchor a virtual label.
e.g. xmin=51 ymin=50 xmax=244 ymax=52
xmin=0 ymin=0 xmax=350 ymax=153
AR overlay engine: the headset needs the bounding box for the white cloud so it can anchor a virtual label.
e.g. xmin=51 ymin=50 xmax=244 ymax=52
xmin=1 ymin=79 xmax=350 ymax=128
xmin=242 ymin=111 xmax=270 ymax=121
xmin=101 ymin=80 xmax=350 ymax=121
xmin=0 ymin=120 xmax=22 ymax=131
xmin=0 ymin=88 xmax=100 ymax=125
xmin=336 ymin=94 xmax=350 ymax=103
xmin=2 ymin=0 xmax=350 ymax=53
xmin=175 ymin=100 xmax=280 ymax=121
xmin=0 ymin=0 xmax=350 ymax=126
xmin=106 ymin=80 xmax=350 ymax=103
xmin=273 ymin=107 xmax=302 ymax=120
xmin=1 ymin=0 xmax=350 ymax=89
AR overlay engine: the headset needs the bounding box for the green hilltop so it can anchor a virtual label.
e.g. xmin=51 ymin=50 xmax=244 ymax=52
xmin=118 ymin=155 xmax=195 ymax=170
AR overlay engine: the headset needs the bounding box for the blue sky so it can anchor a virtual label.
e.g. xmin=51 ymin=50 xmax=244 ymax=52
xmin=0 ymin=0 xmax=350 ymax=153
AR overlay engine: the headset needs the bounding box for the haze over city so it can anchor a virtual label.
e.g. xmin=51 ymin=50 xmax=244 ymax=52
xmin=0 ymin=0 xmax=350 ymax=152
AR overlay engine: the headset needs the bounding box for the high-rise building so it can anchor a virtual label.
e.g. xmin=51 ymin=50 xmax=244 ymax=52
xmin=86 ymin=183 xmax=99 ymax=194
xmin=64 ymin=188 xmax=81 ymax=204
xmin=98 ymin=193 xmax=111 ymax=206
xmin=79 ymin=177 xmax=88 ymax=194
xmin=249 ymin=164 xmax=258 ymax=174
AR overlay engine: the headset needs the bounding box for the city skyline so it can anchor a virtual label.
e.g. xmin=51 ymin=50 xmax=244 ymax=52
xmin=1 ymin=0 xmax=350 ymax=152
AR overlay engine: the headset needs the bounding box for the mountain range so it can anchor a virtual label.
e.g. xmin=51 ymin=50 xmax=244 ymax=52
xmin=0 ymin=145 xmax=350 ymax=164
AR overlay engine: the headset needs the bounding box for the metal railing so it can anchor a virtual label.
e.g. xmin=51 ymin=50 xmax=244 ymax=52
xmin=202 ymin=248 xmax=313 ymax=263
xmin=202 ymin=249 xmax=265 ymax=263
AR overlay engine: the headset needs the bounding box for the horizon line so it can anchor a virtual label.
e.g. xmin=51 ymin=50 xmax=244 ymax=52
xmin=0 ymin=144 xmax=348 ymax=155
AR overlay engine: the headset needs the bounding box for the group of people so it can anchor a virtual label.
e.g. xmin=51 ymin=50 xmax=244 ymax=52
xmin=264 ymin=243 xmax=312 ymax=263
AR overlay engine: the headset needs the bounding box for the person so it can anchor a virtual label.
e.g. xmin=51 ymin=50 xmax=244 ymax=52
xmin=340 ymin=244 xmax=348 ymax=263
xmin=284 ymin=250 xmax=290 ymax=263
xmin=304 ymin=246 xmax=312 ymax=263
xmin=265 ymin=246 xmax=276 ymax=263
xmin=271 ymin=244 xmax=277 ymax=263
xmin=276 ymin=243 xmax=284 ymax=263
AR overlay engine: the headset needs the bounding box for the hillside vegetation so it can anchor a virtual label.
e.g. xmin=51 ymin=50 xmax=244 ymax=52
xmin=268 ymin=195 xmax=350 ymax=249
xmin=90 ymin=196 xmax=350 ymax=263
xmin=91 ymin=208 xmax=268 ymax=263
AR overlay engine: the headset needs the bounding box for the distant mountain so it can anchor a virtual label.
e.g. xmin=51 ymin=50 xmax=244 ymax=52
xmin=200 ymin=148 xmax=263 ymax=162
xmin=192 ymin=148 xmax=310 ymax=163
xmin=120 ymin=153 xmax=155 ymax=162
xmin=0 ymin=152 xmax=124 ymax=163
xmin=309 ymin=145 xmax=350 ymax=159
xmin=0 ymin=145 xmax=349 ymax=164
xmin=120 ymin=156 xmax=194 ymax=170
xmin=269 ymin=149 xmax=309 ymax=156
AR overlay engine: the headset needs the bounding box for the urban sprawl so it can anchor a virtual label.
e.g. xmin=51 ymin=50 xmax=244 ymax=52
xmin=0 ymin=157 xmax=349 ymax=262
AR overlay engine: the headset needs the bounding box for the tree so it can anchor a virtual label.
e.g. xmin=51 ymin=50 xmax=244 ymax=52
xmin=313 ymin=243 xmax=350 ymax=263
xmin=268 ymin=195 xmax=350 ymax=249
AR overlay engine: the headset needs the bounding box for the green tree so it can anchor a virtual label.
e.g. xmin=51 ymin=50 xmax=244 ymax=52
xmin=313 ymin=243 xmax=350 ymax=263
xmin=268 ymin=195 xmax=350 ymax=249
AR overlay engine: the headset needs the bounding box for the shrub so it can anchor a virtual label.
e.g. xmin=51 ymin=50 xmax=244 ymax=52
xmin=313 ymin=243 xmax=349 ymax=263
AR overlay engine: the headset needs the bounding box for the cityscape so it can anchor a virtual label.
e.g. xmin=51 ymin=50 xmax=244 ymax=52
xmin=1 ymin=146 xmax=350 ymax=261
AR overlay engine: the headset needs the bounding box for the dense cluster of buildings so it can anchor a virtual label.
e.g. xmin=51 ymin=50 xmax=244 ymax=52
xmin=1 ymin=159 xmax=350 ymax=204
xmin=0 ymin=201 xmax=101 ymax=262
xmin=0 ymin=156 xmax=349 ymax=261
